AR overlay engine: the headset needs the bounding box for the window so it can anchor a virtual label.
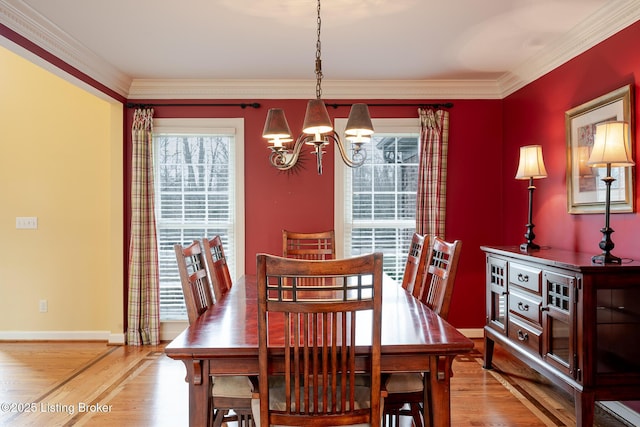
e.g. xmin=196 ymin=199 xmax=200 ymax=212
xmin=335 ymin=118 xmax=419 ymax=281
xmin=154 ymin=118 xmax=244 ymax=320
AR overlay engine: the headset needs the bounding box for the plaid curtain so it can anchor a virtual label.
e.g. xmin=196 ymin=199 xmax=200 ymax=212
xmin=416 ymin=108 xmax=450 ymax=238
xmin=127 ymin=108 xmax=160 ymax=345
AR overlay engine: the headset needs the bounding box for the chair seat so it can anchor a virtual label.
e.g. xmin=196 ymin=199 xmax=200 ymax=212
xmin=212 ymin=375 xmax=255 ymax=398
xmin=384 ymin=373 xmax=424 ymax=394
xmin=251 ymin=379 xmax=375 ymax=427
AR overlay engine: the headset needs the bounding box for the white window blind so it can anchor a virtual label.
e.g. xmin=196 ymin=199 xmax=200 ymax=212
xmin=335 ymin=118 xmax=419 ymax=281
xmin=153 ymin=118 xmax=244 ymax=320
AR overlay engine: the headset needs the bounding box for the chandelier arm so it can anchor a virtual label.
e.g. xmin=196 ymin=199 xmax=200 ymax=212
xmin=269 ymin=135 xmax=307 ymax=170
xmin=331 ymin=133 xmax=367 ymax=168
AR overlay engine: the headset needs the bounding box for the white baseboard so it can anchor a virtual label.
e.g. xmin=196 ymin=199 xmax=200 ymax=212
xmin=108 ymin=333 xmax=125 ymax=345
xmin=600 ymin=401 xmax=640 ymax=426
xmin=0 ymin=330 xmax=124 ymax=345
xmin=160 ymin=321 xmax=188 ymax=341
xmin=458 ymin=328 xmax=484 ymax=339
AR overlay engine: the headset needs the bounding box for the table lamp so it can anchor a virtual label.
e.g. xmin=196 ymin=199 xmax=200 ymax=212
xmin=515 ymin=145 xmax=548 ymax=251
xmin=586 ymin=121 xmax=635 ymax=264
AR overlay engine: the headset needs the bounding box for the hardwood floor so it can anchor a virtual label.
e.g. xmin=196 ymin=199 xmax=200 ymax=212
xmin=0 ymin=339 xmax=633 ymax=426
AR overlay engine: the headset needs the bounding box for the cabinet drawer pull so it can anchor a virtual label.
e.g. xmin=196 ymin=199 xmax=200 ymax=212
xmin=518 ymin=302 xmax=530 ymax=311
xmin=517 ymin=330 xmax=529 ymax=341
xmin=517 ymin=273 xmax=529 ymax=283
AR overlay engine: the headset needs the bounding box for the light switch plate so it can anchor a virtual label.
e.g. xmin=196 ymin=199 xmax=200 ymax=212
xmin=16 ymin=217 xmax=38 ymax=229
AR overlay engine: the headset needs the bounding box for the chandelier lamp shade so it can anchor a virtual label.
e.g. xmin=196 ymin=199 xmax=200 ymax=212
xmin=261 ymin=0 xmax=374 ymax=175
xmin=586 ymin=121 xmax=635 ymax=264
xmin=515 ymin=145 xmax=548 ymax=252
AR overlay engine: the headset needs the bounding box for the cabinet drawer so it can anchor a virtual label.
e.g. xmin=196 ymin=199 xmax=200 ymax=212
xmin=509 ymin=263 xmax=541 ymax=293
xmin=508 ymin=317 xmax=542 ymax=356
xmin=509 ymin=290 xmax=541 ymax=325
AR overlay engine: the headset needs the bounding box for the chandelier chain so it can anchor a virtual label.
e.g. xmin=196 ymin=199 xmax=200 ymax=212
xmin=315 ymin=0 xmax=323 ymax=99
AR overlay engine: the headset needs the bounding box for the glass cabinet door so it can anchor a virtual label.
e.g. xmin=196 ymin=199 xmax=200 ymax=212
xmin=542 ymin=270 xmax=576 ymax=378
xmin=487 ymin=256 xmax=508 ymax=335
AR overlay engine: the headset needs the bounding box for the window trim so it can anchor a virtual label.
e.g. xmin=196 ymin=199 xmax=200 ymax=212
xmin=153 ymin=118 xmax=245 ymax=278
xmin=153 ymin=117 xmax=245 ymax=334
xmin=334 ymin=117 xmax=420 ymax=259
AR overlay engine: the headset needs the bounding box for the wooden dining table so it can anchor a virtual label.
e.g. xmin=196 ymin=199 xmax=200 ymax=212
xmin=165 ymin=274 xmax=474 ymax=427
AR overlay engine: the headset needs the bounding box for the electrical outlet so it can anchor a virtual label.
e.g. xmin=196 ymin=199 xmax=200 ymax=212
xmin=16 ymin=217 xmax=38 ymax=229
xmin=39 ymin=299 xmax=48 ymax=313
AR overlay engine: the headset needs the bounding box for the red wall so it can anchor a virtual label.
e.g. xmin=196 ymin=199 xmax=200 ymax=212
xmin=502 ymin=21 xmax=640 ymax=413
xmin=124 ymin=22 xmax=640 ymax=332
xmin=125 ymin=98 xmax=503 ymax=328
xmin=503 ymin=21 xmax=640 ymax=261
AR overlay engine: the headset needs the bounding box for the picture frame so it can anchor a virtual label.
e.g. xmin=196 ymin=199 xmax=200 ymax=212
xmin=565 ymin=84 xmax=635 ymax=214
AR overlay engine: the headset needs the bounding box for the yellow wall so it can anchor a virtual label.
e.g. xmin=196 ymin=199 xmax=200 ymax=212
xmin=0 ymin=45 xmax=124 ymax=341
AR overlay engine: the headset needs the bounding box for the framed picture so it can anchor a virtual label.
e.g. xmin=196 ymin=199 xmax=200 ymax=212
xmin=565 ymin=84 xmax=635 ymax=214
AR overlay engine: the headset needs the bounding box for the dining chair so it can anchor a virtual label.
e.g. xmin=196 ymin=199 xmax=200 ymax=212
xmin=253 ymin=252 xmax=385 ymax=427
xmin=381 ymin=232 xmax=428 ymax=427
xmin=400 ymin=233 xmax=429 ymax=296
xmin=382 ymin=237 xmax=462 ymax=427
xmin=202 ymin=235 xmax=233 ymax=302
xmin=174 ymin=241 xmax=256 ymax=427
xmin=282 ymin=229 xmax=336 ymax=260
xmin=282 ymin=229 xmax=336 ymax=287
xmin=174 ymin=240 xmax=215 ymax=324
xmin=417 ymin=237 xmax=462 ymax=318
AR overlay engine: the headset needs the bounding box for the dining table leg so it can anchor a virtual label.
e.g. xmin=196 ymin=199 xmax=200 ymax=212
xmin=428 ymin=355 xmax=455 ymax=427
xmin=181 ymin=359 xmax=212 ymax=427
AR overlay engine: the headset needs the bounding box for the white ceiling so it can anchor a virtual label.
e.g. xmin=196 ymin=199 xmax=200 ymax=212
xmin=1 ymin=0 xmax=639 ymax=99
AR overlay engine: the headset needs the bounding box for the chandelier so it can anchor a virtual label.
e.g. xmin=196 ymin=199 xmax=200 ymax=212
xmin=261 ymin=0 xmax=374 ymax=175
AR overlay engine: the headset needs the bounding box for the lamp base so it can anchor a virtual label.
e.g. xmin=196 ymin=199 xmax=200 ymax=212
xmin=591 ymin=252 xmax=622 ymax=265
xmin=520 ymin=242 xmax=540 ymax=252
xmin=592 ymin=223 xmax=621 ymax=264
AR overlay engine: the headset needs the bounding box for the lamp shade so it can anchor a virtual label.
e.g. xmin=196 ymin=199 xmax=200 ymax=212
xmin=515 ymin=145 xmax=548 ymax=179
xmin=587 ymin=121 xmax=635 ymax=167
xmin=302 ymin=99 xmax=333 ymax=135
xmin=263 ymin=108 xmax=292 ymax=140
xmin=345 ymin=103 xmax=374 ymax=141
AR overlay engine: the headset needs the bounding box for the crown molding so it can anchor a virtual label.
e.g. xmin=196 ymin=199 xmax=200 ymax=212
xmin=0 ymin=0 xmax=131 ymax=97
xmin=2 ymin=0 xmax=638 ymax=101
xmin=498 ymin=0 xmax=640 ymax=98
xmin=127 ymin=78 xmax=503 ymax=100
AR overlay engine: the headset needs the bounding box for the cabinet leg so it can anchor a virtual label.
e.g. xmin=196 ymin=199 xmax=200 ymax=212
xmin=574 ymin=389 xmax=594 ymax=427
xmin=483 ymin=336 xmax=494 ymax=369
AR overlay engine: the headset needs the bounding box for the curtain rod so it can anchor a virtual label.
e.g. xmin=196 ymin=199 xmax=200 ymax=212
xmin=126 ymin=102 xmax=261 ymax=109
xmin=126 ymin=101 xmax=453 ymax=109
xmin=326 ymin=102 xmax=453 ymax=109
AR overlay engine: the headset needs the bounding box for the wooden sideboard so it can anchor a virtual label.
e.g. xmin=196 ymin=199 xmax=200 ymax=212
xmin=481 ymin=246 xmax=640 ymax=426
